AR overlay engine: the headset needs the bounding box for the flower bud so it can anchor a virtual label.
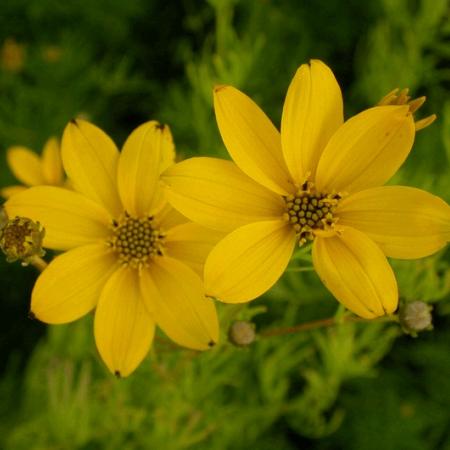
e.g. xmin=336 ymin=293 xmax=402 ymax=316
xmin=0 ymin=215 xmax=45 ymax=265
xmin=377 ymin=87 xmax=436 ymax=131
xmin=399 ymin=301 xmax=433 ymax=336
xmin=228 ymin=321 xmax=256 ymax=347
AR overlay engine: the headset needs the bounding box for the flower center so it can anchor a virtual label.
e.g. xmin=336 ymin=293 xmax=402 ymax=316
xmin=0 ymin=216 xmax=45 ymax=263
xmin=283 ymin=183 xmax=340 ymax=245
xmin=109 ymin=213 xmax=165 ymax=269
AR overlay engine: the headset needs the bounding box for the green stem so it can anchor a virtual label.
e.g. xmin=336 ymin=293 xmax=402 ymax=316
xmin=29 ymin=255 xmax=48 ymax=272
xmin=260 ymin=314 xmax=398 ymax=338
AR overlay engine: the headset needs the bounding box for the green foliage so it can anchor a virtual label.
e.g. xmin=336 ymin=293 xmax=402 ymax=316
xmin=0 ymin=313 xmax=401 ymax=450
xmin=0 ymin=0 xmax=449 ymax=449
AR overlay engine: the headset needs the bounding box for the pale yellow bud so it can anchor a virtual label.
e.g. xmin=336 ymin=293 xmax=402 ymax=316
xmin=399 ymin=301 xmax=433 ymax=337
xmin=228 ymin=321 xmax=256 ymax=347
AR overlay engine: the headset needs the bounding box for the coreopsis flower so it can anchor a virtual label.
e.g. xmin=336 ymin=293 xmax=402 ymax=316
xmin=162 ymin=60 xmax=450 ymax=319
xmin=1 ymin=137 xmax=64 ymax=198
xmin=5 ymin=119 xmax=221 ymax=377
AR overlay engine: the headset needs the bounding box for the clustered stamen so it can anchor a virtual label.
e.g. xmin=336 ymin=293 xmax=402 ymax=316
xmin=284 ymin=182 xmax=340 ymax=245
xmin=109 ymin=212 xmax=165 ymax=269
xmin=0 ymin=216 xmax=45 ymax=264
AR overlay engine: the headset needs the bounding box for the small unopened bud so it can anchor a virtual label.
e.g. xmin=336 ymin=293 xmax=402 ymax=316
xmin=228 ymin=321 xmax=256 ymax=347
xmin=0 ymin=215 xmax=45 ymax=265
xmin=377 ymin=87 xmax=436 ymax=131
xmin=399 ymin=301 xmax=433 ymax=336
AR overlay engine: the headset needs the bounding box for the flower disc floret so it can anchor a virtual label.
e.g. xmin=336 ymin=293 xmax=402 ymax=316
xmin=0 ymin=216 xmax=45 ymax=263
xmin=109 ymin=212 xmax=165 ymax=268
xmin=284 ymin=182 xmax=340 ymax=245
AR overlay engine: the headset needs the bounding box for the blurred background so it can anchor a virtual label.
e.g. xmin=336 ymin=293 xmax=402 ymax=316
xmin=0 ymin=0 xmax=449 ymax=449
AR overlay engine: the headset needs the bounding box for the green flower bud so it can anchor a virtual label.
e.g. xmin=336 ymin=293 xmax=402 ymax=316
xmin=228 ymin=321 xmax=256 ymax=347
xmin=399 ymin=301 xmax=433 ymax=337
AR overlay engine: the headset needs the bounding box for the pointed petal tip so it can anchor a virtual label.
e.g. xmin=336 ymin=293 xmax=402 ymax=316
xmin=377 ymin=88 xmax=400 ymax=106
xmin=307 ymin=59 xmax=332 ymax=70
xmin=415 ymin=114 xmax=437 ymax=131
xmin=214 ymin=84 xmax=230 ymax=94
xmin=408 ymin=96 xmax=426 ymax=113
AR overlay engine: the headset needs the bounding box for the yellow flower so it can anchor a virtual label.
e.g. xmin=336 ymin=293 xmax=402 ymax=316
xmin=1 ymin=137 xmax=64 ymax=198
xmin=162 ymin=60 xmax=450 ymax=319
xmin=5 ymin=119 xmax=221 ymax=377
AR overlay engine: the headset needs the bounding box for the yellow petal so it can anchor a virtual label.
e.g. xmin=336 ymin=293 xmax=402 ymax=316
xmin=159 ymin=124 xmax=176 ymax=172
xmin=336 ymin=186 xmax=450 ymax=259
xmin=140 ymin=258 xmax=219 ymax=350
xmin=165 ymin=223 xmax=224 ymax=276
xmin=6 ymin=146 xmax=44 ymax=186
xmin=117 ymin=121 xmax=170 ymax=217
xmin=61 ymin=119 xmax=122 ymax=217
xmin=156 ymin=201 xmax=188 ymax=230
xmin=214 ymin=85 xmax=294 ymax=195
xmin=31 ymin=244 xmax=118 ymax=324
xmin=94 ymin=267 xmax=155 ymax=377
xmin=5 ymin=186 xmax=111 ymax=250
xmin=281 ymin=60 xmax=343 ymax=183
xmin=162 ymin=157 xmax=285 ymax=232
xmin=41 ymin=137 xmax=63 ymax=185
xmin=204 ymin=220 xmax=296 ymax=303
xmin=0 ymin=185 xmax=27 ymax=199
xmin=315 ymin=106 xmax=415 ymax=194
xmin=312 ymin=228 xmax=398 ymax=318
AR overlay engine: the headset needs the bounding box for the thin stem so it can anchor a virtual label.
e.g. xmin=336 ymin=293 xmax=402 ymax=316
xmin=28 ymin=256 xmax=48 ymax=272
xmin=260 ymin=314 xmax=398 ymax=338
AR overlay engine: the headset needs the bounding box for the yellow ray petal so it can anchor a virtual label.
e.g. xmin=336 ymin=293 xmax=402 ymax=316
xmin=117 ymin=121 xmax=171 ymax=217
xmin=94 ymin=267 xmax=155 ymax=377
xmin=158 ymin=124 xmax=176 ymax=172
xmin=162 ymin=157 xmax=285 ymax=232
xmin=312 ymin=228 xmax=398 ymax=318
xmin=281 ymin=59 xmax=343 ymax=183
xmin=5 ymin=186 xmax=111 ymax=250
xmin=205 ymin=220 xmax=296 ymax=303
xmin=214 ymin=85 xmax=294 ymax=195
xmin=31 ymin=244 xmax=118 ymax=324
xmin=336 ymin=186 xmax=450 ymax=259
xmin=140 ymin=258 xmax=219 ymax=350
xmin=41 ymin=137 xmax=63 ymax=185
xmin=315 ymin=106 xmax=415 ymax=194
xmin=0 ymin=185 xmax=27 ymax=199
xmin=156 ymin=201 xmax=188 ymax=230
xmin=6 ymin=146 xmax=44 ymax=186
xmin=165 ymin=223 xmax=224 ymax=276
xmin=61 ymin=119 xmax=122 ymax=217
